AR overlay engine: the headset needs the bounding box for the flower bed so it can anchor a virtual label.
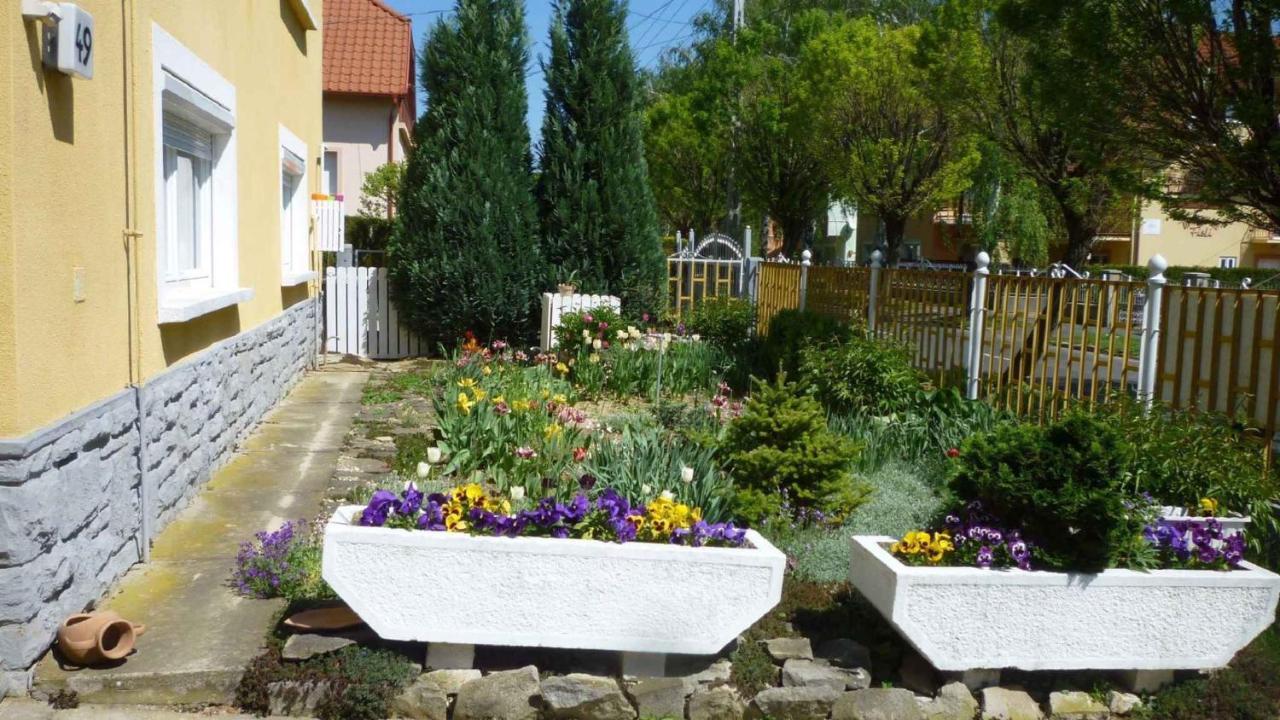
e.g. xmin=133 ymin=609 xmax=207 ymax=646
xmin=321 ymin=501 xmax=785 ymax=658
xmin=849 ymin=534 xmax=1280 ymax=672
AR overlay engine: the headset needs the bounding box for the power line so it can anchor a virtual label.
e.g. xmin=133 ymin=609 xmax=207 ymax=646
xmin=630 ymin=0 xmax=682 ymax=48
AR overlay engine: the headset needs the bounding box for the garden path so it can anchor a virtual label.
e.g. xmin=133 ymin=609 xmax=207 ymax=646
xmin=27 ymin=364 xmax=370 ymax=707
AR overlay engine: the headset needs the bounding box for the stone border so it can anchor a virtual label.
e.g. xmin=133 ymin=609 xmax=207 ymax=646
xmin=0 ymin=299 xmax=318 ymax=676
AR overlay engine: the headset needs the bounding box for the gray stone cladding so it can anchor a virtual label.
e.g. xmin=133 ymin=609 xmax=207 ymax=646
xmin=0 ymin=298 xmax=318 ymax=676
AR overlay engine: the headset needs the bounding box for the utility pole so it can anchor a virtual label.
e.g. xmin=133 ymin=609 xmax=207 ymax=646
xmin=727 ymin=0 xmax=745 ymax=245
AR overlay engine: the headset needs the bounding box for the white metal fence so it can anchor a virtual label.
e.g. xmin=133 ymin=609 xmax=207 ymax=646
xmin=324 ymin=266 xmax=425 ymax=359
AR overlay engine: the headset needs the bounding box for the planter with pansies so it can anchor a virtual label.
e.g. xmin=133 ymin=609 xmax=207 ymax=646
xmin=323 ymin=482 xmax=785 ymax=676
xmin=849 ymin=413 xmax=1280 ymax=691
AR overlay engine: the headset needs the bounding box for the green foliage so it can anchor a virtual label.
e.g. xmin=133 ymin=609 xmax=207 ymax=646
xmin=688 ymin=296 xmax=755 ymax=358
xmin=1090 ymin=398 xmax=1280 ymax=557
xmin=967 ymin=141 xmax=1056 ymax=266
xmin=582 ymin=423 xmax=733 ymax=523
xmin=571 ymin=341 xmax=729 ymax=401
xmin=768 ymin=460 xmax=944 ymax=583
xmin=757 ymin=309 xmax=852 ymax=380
xmin=389 ymin=0 xmax=547 ymax=346
xmin=537 ymin=0 xmax=664 ymax=314
xmin=949 ymin=413 xmax=1134 ymax=572
xmin=391 ymin=433 xmax=434 ymax=478
xmin=806 ymin=17 xmax=979 ymax=264
xmin=238 ymin=646 xmax=419 ymax=720
xmin=798 ymin=333 xmax=924 ymax=415
xmin=722 ymin=375 xmax=866 ymax=524
xmin=357 ymin=161 xmax=404 ymax=218
xmin=1083 ymin=263 xmax=1266 ymax=287
xmin=344 ymin=215 xmax=394 ymax=253
xmin=554 ymin=307 xmax=626 ymax=356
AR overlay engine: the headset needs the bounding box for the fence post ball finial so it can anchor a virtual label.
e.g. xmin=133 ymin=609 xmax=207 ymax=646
xmin=801 ymin=249 xmax=812 ymax=266
xmin=870 ymin=250 xmax=884 ymax=268
xmin=1148 ymin=254 xmax=1169 ymax=282
xmin=974 ymin=251 xmax=991 ymax=274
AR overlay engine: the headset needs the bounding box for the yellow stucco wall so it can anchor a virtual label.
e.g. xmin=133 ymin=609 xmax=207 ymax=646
xmin=1134 ymin=201 xmax=1280 ymax=269
xmin=1 ymin=0 xmax=323 ymax=437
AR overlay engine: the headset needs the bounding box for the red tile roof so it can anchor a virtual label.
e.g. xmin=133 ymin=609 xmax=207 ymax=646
xmin=324 ymin=0 xmax=415 ymax=98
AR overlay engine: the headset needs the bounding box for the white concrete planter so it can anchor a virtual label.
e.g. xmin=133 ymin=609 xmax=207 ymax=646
xmin=1158 ymin=506 xmax=1250 ymax=536
xmin=849 ymin=535 xmax=1280 ymax=674
xmin=323 ymin=506 xmax=785 ymax=668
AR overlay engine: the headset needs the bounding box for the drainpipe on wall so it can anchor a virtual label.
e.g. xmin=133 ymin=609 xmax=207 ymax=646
xmin=119 ymin=0 xmax=151 ymax=562
xmin=387 ymin=101 xmax=397 ymax=218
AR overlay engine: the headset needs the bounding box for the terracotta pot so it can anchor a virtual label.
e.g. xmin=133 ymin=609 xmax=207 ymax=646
xmin=56 ymin=612 xmax=141 ymax=666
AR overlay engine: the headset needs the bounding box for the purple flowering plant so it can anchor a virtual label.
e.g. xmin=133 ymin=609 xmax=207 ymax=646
xmin=1144 ymin=517 xmax=1247 ymax=570
xmin=942 ymin=501 xmax=1035 ymax=570
xmin=232 ymin=520 xmax=334 ymax=601
xmin=356 ymin=476 xmax=748 ymax=548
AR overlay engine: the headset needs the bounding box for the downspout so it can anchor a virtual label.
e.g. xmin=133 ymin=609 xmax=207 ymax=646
xmin=120 ymin=0 xmax=150 ymax=562
xmin=387 ymin=101 xmax=397 ymax=218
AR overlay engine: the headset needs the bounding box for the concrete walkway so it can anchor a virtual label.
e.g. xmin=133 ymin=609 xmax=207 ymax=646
xmin=28 ymin=367 xmax=369 ymax=706
xmin=0 ymin=697 xmax=297 ymax=719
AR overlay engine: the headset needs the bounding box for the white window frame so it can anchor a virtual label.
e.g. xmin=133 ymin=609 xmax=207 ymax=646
xmin=280 ymin=125 xmax=315 ymax=286
xmin=1219 ymin=256 xmax=1238 ymax=269
xmin=152 ymin=24 xmax=251 ymax=324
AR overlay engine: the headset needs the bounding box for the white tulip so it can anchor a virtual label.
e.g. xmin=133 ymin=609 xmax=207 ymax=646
xmin=582 ymin=329 xmax=591 ymax=340
xmin=427 ymin=447 xmax=442 ymax=464
xmin=680 ymin=465 xmax=695 ymax=483
xmin=642 ymin=484 xmax=654 ymax=496
xmin=510 ymin=486 xmax=526 ymax=501
xmin=660 ymin=490 xmax=676 ymax=502
xmin=592 ymin=339 xmax=603 ymax=350
xmin=416 ymin=462 xmax=431 ymax=478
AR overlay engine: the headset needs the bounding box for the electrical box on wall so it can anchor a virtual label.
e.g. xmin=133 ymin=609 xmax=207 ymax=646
xmin=40 ymin=3 xmax=94 ymax=79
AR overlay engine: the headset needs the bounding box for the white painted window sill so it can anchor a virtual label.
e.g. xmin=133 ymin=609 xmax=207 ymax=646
xmin=281 ymin=270 xmax=317 ymax=286
xmin=158 ymin=287 xmax=254 ymax=324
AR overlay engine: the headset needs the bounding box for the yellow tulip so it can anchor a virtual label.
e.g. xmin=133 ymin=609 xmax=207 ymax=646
xmin=456 ymin=392 xmax=475 ymax=415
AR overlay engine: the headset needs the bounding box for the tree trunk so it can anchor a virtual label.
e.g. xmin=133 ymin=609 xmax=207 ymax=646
xmin=1060 ymin=209 xmax=1095 ymax=269
xmin=778 ymin=214 xmax=812 ymax=259
xmin=882 ymin=214 xmax=906 ymax=266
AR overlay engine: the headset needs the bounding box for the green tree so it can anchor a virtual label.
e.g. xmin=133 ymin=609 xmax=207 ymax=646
xmin=924 ymin=0 xmax=1142 ymax=267
xmin=1006 ymin=0 xmax=1280 ymax=234
xmin=807 ymin=17 xmax=980 ymax=265
xmin=967 ymin=141 xmax=1055 ymax=266
xmin=358 ymin=161 xmax=404 ymax=218
xmin=538 ymin=0 xmax=664 ymax=314
xmin=388 ymin=0 xmax=545 ymax=344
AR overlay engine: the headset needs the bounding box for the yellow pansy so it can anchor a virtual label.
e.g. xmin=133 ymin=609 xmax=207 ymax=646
xmin=1199 ymin=497 xmax=1220 ymax=515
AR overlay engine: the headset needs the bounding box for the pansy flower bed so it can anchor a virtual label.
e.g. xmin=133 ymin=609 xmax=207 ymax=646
xmin=356 ymin=480 xmax=748 ymax=548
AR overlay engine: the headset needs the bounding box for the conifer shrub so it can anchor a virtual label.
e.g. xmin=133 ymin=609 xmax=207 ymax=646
xmin=949 ymin=413 xmax=1134 ymax=572
xmin=389 ymin=0 xmax=547 ymax=345
xmin=756 ymin=309 xmax=852 ymax=380
xmin=722 ymin=375 xmax=866 ymax=524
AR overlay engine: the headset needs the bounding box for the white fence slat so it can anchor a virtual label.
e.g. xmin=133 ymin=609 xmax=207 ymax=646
xmin=538 ymin=291 xmax=623 ymax=350
xmin=314 ymin=198 xmax=345 ymax=251
xmin=324 ymin=265 xmax=427 ymax=359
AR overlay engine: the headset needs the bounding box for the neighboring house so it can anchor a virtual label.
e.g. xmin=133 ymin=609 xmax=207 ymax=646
xmin=0 ymin=0 xmax=323 ymax=683
xmin=1100 ymin=201 xmax=1280 ymax=271
xmin=322 ymin=0 xmax=415 ymax=216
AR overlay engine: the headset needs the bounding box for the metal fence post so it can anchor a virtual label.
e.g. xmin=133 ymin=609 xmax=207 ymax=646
xmin=965 ymin=251 xmax=991 ymax=401
xmin=799 ymin=249 xmax=812 ymax=311
xmin=867 ymin=250 xmax=883 ymax=333
xmin=741 ymin=226 xmax=753 ymax=296
xmin=1137 ymin=254 xmax=1168 ymax=408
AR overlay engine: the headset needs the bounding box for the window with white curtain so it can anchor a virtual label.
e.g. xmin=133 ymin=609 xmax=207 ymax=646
xmin=280 ymin=127 xmax=311 ymax=284
xmin=162 ymin=112 xmax=214 ymax=282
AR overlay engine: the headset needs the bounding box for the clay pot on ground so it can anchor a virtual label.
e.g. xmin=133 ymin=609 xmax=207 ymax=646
xmin=56 ymin=611 xmax=145 ymax=666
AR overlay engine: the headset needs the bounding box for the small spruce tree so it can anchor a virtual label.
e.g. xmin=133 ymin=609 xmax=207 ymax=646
xmin=537 ymin=0 xmax=664 ymax=314
xmin=389 ymin=0 xmax=546 ymax=344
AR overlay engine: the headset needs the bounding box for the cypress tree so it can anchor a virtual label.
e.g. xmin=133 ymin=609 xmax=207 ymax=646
xmin=389 ymin=0 xmax=545 ymax=344
xmin=537 ymin=0 xmax=664 ymax=314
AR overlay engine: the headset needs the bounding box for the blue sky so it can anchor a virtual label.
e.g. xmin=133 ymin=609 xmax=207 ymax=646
xmin=381 ymin=0 xmax=710 ymax=143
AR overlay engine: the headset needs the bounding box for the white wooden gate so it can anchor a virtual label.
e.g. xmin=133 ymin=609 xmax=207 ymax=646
xmin=324 ymin=266 xmax=425 ymax=359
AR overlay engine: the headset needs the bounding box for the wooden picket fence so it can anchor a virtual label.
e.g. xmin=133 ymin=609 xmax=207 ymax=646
xmin=755 ymin=255 xmax=1280 ymax=449
xmin=539 ymin=292 xmax=622 ymax=350
xmin=324 ymin=266 xmax=425 ymax=359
